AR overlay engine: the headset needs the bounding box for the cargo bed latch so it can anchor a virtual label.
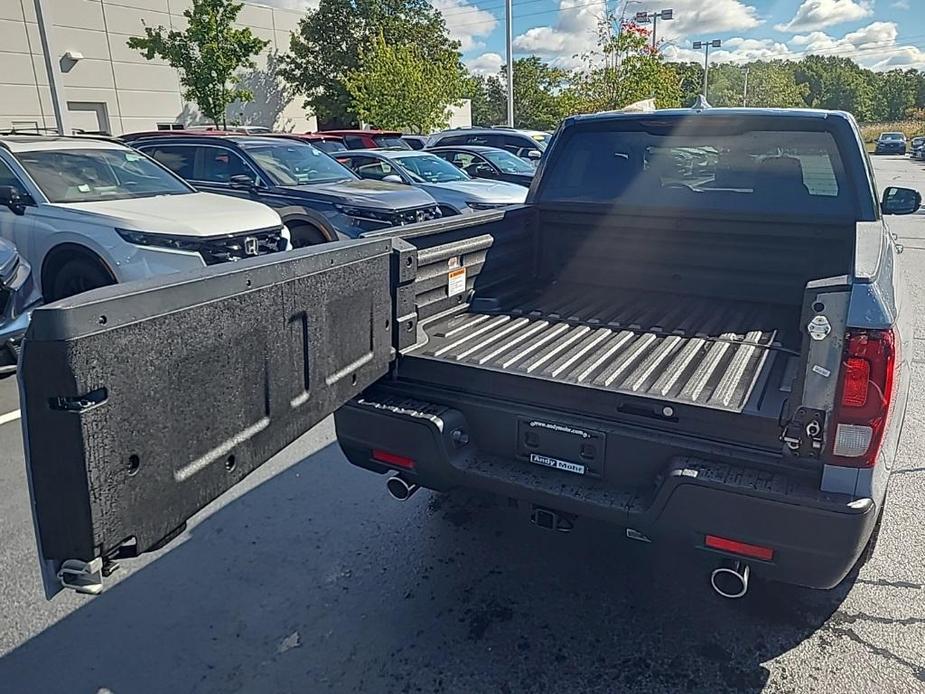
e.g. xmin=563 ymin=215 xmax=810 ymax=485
xmin=782 ymin=407 xmax=825 ymax=457
xmin=49 ymin=387 xmax=107 ymax=413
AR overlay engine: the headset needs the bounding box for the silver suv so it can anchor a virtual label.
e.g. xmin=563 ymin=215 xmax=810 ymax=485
xmin=426 ymin=127 xmax=551 ymax=163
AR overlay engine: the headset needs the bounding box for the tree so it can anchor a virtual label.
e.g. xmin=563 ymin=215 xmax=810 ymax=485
xmin=127 ymin=0 xmax=268 ymax=128
xmin=572 ymin=18 xmax=681 ymax=112
xmin=282 ymin=0 xmax=462 ymax=128
xmin=345 ymin=34 xmax=464 ymax=133
xmin=871 ymin=69 xmax=918 ymax=121
xmin=795 ymin=55 xmax=874 ymax=121
xmin=467 ymin=58 xmax=576 ymax=129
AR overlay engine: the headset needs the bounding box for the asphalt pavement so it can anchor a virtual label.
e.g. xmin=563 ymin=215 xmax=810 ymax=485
xmin=1 ymin=156 xmax=925 ymax=693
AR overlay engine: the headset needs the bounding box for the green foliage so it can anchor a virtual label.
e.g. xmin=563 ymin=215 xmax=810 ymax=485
xmin=795 ymin=55 xmax=874 ymax=120
xmin=701 ymin=61 xmax=806 ymax=108
xmin=571 ymin=19 xmax=681 ymax=112
xmin=127 ymin=0 xmax=268 ymax=127
xmin=467 ymin=57 xmax=576 ymax=129
xmin=282 ymin=0 xmax=461 ymax=128
xmin=345 ymin=34 xmax=465 ymax=133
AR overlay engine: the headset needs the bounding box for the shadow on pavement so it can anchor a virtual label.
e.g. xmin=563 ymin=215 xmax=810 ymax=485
xmin=0 ymin=442 xmax=850 ymax=693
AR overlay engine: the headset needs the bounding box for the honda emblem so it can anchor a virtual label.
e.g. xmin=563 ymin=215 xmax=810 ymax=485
xmin=243 ymin=237 xmax=259 ymax=256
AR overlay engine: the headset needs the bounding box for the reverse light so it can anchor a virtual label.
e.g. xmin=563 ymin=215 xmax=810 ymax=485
xmin=372 ymin=449 xmax=415 ymax=470
xmin=828 ymin=330 xmax=896 ymax=468
xmin=705 ymin=535 xmax=774 ymax=561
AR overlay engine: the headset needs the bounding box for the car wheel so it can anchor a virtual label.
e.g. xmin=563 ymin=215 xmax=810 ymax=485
xmin=50 ymin=257 xmax=115 ymax=301
xmin=287 ymin=222 xmax=328 ymax=248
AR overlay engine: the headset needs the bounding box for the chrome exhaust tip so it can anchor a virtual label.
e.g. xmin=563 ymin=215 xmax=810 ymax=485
xmin=386 ymin=475 xmax=419 ymax=502
xmin=710 ymin=562 xmax=750 ymax=599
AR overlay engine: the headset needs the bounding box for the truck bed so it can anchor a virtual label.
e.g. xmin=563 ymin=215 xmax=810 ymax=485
xmin=409 ymin=282 xmax=797 ymax=414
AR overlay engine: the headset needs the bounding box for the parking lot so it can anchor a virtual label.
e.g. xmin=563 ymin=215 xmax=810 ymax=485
xmin=0 ymin=155 xmax=922 ymax=693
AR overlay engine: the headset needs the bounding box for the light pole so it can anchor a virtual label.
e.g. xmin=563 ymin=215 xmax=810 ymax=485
xmin=742 ymin=65 xmax=750 ymax=107
xmin=505 ymin=0 xmax=514 ymax=127
xmin=692 ymin=39 xmax=722 ymax=100
xmin=634 ymin=9 xmax=674 ymax=51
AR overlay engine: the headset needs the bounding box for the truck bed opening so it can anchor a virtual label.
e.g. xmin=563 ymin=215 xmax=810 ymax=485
xmin=414 ymin=282 xmax=795 ymax=413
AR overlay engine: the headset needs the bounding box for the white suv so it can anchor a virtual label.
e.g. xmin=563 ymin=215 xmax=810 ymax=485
xmin=0 ymin=136 xmax=289 ymax=301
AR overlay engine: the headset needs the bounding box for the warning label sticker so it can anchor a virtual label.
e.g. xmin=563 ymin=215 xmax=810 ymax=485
xmin=448 ymin=267 xmax=466 ymax=296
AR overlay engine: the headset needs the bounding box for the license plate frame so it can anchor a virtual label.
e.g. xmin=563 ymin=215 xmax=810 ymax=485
xmin=517 ymin=418 xmax=606 ymax=478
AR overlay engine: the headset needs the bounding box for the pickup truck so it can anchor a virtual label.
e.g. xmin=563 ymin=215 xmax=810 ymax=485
xmin=18 ymin=108 xmax=919 ymax=599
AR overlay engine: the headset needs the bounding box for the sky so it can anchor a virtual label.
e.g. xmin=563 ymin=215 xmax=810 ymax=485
xmin=267 ymin=0 xmax=925 ymax=76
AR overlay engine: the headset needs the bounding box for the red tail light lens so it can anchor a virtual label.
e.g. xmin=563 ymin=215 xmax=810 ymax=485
xmin=841 ymin=357 xmax=870 ymax=407
xmin=372 ymin=449 xmax=415 ymax=470
xmin=705 ymin=535 xmax=775 ymax=561
xmin=829 ymin=330 xmax=896 ymax=468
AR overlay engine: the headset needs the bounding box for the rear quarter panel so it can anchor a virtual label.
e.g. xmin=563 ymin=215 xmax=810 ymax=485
xmin=848 ymin=222 xmax=911 ymax=502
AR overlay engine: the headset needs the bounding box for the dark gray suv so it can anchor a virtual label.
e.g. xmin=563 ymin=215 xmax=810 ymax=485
xmin=426 ymin=127 xmax=551 ymax=164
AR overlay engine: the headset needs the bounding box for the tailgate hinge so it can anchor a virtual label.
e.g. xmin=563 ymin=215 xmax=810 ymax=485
xmin=57 ymin=558 xmax=104 ymax=595
xmin=781 ymin=407 xmax=826 ymax=458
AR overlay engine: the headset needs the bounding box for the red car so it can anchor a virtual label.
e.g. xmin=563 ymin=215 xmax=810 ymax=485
xmin=320 ymin=129 xmax=411 ymax=150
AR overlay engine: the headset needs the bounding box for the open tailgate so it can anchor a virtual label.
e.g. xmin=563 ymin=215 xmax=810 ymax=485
xmin=19 ymin=239 xmax=395 ymax=597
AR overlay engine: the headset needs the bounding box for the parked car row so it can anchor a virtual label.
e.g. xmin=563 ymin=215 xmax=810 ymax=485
xmin=0 ymin=127 xmax=540 ymax=372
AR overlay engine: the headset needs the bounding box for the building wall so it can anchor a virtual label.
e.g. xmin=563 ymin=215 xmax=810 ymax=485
xmin=0 ymin=0 xmax=316 ymax=135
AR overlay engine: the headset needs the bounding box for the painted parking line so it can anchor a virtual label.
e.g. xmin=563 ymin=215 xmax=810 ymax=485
xmin=0 ymin=409 xmax=21 ymax=426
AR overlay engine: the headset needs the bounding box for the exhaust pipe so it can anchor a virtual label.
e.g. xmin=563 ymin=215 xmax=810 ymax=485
xmin=386 ymin=475 xmax=419 ymax=502
xmin=710 ymin=562 xmax=750 ymax=599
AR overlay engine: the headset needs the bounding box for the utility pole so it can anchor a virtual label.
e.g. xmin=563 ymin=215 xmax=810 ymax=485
xmin=692 ymin=39 xmax=722 ymax=100
xmin=635 ymin=8 xmax=673 ymax=52
xmin=34 ymin=0 xmax=69 ymax=134
xmin=742 ymin=66 xmax=750 ymax=107
xmin=505 ymin=0 xmax=514 ymax=127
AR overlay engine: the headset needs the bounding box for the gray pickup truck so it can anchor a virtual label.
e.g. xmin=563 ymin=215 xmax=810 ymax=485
xmin=18 ymin=108 xmax=919 ymax=599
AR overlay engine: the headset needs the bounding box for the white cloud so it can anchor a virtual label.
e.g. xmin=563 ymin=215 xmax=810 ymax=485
xmin=775 ymin=0 xmax=872 ymax=32
xmin=788 ymin=21 xmax=925 ymax=70
xmin=512 ymin=0 xmax=605 ymax=67
xmin=431 ymin=0 xmax=498 ymax=52
xmin=891 ymin=0 xmax=910 ymax=8
xmin=664 ymin=38 xmax=795 ymax=65
xmin=512 ymin=0 xmax=761 ymax=67
xmin=466 ymin=51 xmax=504 ymax=76
xmin=626 ymin=0 xmax=762 ymax=37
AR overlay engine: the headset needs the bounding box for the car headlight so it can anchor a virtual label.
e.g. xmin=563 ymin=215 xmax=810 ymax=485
xmin=115 ymin=228 xmax=203 ymax=252
xmin=333 ymin=204 xmax=393 ymax=223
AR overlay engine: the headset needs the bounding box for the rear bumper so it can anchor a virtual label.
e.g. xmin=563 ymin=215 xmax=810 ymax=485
xmin=335 ymin=393 xmax=879 ymax=589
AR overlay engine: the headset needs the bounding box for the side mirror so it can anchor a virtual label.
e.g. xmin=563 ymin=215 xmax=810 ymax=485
xmin=0 ymin=185 xmax=29 ymax=215
xmin=474 ymin=164 xmax=497 ymax=178
xmin=382 ymin=174 xmax=404 ymax=184
xmin=526 ymin=149 xmax=542 ymax=160
xmin=229 ymin=174 xmax=258 ymax=190
xmin=881 ymin=186 xmax=921 ymax=215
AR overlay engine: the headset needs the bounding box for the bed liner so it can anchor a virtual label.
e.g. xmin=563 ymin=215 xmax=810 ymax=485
xmin=409 ymin=283 xmax=799 ymax=414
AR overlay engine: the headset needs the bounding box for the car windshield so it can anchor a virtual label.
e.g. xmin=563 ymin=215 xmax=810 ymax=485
xmin=481 ymin=148 xmax=535 ymax=174
xmin=314 ymin=140 xmax=348 ymax=154
xmin=881 ymin=133 xmax=904 ymax=140
xmin=242 ymin=141 xmax=355 ymax=185
xmin=393 ymin=154 xmax=470 ymax=183
xmin=16 ymin=147 xmax=191 ymax=203
xmin=373 ymin=135 xmax=411 ymax=149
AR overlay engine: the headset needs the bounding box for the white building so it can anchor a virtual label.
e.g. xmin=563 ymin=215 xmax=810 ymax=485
xmin=0 ymin=0 xmax=315 ymax=135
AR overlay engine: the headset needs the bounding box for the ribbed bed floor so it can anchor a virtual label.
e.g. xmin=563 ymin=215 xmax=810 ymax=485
xmin=415 ymin=284 xmax=796 ymax=413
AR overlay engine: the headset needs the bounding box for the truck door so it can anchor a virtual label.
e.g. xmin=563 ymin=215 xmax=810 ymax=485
xmin=19 ymin=238 xmax=396 ymax=598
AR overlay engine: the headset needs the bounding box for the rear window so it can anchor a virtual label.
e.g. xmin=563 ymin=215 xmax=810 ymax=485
xmin=538 ymin=123 xmax=853 ymax=217
xmin=373 ymin=135 xmax=411 ymax=149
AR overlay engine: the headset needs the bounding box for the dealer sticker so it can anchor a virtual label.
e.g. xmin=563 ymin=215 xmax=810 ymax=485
xmin=529 ymin=453 xmax=585 ymax=475
xmin=447 ymin=265 xmax=467 ymax=297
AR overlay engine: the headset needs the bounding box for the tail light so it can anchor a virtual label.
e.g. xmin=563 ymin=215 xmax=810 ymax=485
xmin=828 ymin=329 xmax=896 ymax=468
xmin=372 ymin=449 xmax=415 ymax=470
